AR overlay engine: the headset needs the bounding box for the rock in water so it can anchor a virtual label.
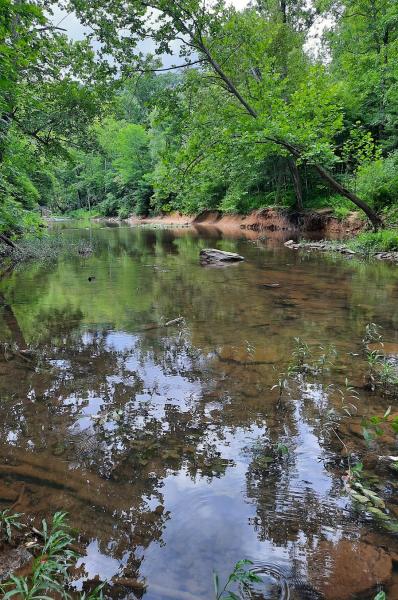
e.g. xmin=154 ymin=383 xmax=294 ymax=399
xmin=308 ymin=540 xmax=392 ymax=600
xmin=0 ymin=547 xmax=32 ymax=581
xmin=199 ymin=248 xmax=244 ymax=264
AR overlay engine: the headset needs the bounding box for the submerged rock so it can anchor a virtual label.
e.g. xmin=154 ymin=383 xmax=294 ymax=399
xmin=0 ymin=546 xmax=32 ymax=582
xmin=199 ymin=248 xmax=244 ymax=264
xmin=308 ymin=540 xmax=392 ymax=600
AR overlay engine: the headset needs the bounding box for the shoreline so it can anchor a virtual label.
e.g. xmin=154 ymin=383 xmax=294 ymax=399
xmin=2 ymin=209 xmax=397 ymax=273
xmin=284 ymin=239 xmax=398 ymax=263
xmin=126 ymin=207 xmax=365 ymax=237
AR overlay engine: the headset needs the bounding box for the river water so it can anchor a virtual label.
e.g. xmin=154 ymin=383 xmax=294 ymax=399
xmin=0 ymin=222 xmax=397 ymax=599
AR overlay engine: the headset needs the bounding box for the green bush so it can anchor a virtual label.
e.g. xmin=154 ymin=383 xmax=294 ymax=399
xmin=0 ymin=197 xmax=43 ymax=237
xmin=350 ymin=229 xmax=398 ymax=253
xmin=118 ymin=203 xmax=131 ymax=219
xmin=66 ymin=208 xmax=101 ymax=220
xmin=305 ymin=193 xmax=353 ymax=218
xmin=98 ymin=194 xmax=120 ymax=216
xmin=356 ymin=153 xmax=398 ymax=211
xmin=381 ymin=204 xmax=398 ymax=226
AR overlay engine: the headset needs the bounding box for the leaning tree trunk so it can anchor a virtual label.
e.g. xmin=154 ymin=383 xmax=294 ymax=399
xmin=313 ymin=164 xmax=383 ymax=231
xmin=192 ymin=37 xmax=383 ymax=230
xmin=0 ymin=292 xmax=26 ymax=349
xmin=0 ymin=234 xmax=18 ymax=249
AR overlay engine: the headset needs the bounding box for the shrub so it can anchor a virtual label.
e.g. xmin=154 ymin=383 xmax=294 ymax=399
xmin=0 ymin=198 xmax=43 ymax=237
xmin=350 ymin=229 xmax=398 ymax=253
xmin=356 ymin=152 xmax=398 ymax=211
xmin=98 ymin=194 xmax=120 ymax=217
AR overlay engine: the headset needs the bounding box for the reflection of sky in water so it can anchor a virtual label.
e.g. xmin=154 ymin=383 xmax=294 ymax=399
xmin=1 ymin=226 xmax=398 ymax=599
xmin=75 ymin=539 xmax=130 ymax=589
xmin=71 ymin=420 xmax=348 ymax=597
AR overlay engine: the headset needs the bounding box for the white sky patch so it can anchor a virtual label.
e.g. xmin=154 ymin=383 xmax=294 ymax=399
xmin=52 ymin=0 xmax=250 ymax=43
xmin=51 ymin=0 xmax=326 ymax=67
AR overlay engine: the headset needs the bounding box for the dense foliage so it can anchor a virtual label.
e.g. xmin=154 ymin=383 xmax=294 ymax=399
xmin=1 ymin=0 xmax=398 ymax=234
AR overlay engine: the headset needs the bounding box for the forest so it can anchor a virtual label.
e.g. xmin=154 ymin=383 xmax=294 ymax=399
xmin=1 ymin=0 xmax=398 ymax=238
xmin=2 ymin=3 xmax=398 ymax=599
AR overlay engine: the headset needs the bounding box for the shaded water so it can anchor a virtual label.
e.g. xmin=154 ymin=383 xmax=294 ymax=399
xmin=0 ymin=223 xmax=398 ymax=599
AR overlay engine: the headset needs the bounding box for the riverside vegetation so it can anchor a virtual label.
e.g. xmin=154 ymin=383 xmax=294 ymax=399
xmin=272 ymin=326 xmax=398 ymax=536
xmin=1 ymin=0 xmax=398 ymax=248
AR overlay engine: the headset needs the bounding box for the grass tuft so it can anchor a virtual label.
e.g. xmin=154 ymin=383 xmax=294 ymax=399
xmin=349 ymin=229 xmax=398 ymax=253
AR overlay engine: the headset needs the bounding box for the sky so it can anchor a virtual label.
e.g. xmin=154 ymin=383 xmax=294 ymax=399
xmin=52 ymin=0 xmax=250 ymax=38
xmin=51 ymin=0 xmax=251 ymax=67
xmin=51 ymin=0 xmax=249 ymax=51
xmin=52 ymin=0 xmax=325 ymax=67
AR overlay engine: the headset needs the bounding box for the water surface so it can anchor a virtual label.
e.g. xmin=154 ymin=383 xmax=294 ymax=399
xmin=0 ymin=223 xmax=398 ymax=599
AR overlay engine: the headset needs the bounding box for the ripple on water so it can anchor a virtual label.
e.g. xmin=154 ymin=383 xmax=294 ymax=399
xmin=239 ymin=563 xmax=324 ymax=600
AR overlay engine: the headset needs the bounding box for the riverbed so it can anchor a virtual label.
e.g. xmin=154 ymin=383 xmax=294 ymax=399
xmin=0 ymin=222 xmax=397 ymax=599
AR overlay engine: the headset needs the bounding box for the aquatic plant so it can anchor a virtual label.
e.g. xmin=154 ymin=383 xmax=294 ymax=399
xmin=322 ymin=379 xmax=359 ymax=464
xmin=365 ymin=352 xmax=398 ymax=394
xmin=275 ymin=442 xmax=289 ymax=456
xmin=272 ymin=340 xmax=337 ymax=399
xmin=362 ymin=324 xmax=398 ymax=396
xmin=1 ymin=512 xmax=78 ymax=600
xmin=290 ymin=337 xmax=311 ymax=372
xmin=378 ymin=361 xmax=398 ymax=390
xmin=271 ymin=372 xmax=288 ymax=399
xmin=213 ymin=559 xmax=262 ymax=600
xmin=79 ymin=585 xmax=105 ymax=600
xmin=4 ymin=236 xmax=95 ymax=266
xmin=317 ymin=344 xmax=337 ymax=371
xmin=0 ymin=510 xmax=24 ymax=543
xmin=362 ymin=406 xmax=398 ymax=443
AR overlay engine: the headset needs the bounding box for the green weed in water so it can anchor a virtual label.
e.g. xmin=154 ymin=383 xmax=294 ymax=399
xmin=0 ymin=512 xmax=103 ymax=600
xmin=0 ymin=510 xmax=24 ymax=543
xmin=213 ymin=559 xmax=262 ymax=600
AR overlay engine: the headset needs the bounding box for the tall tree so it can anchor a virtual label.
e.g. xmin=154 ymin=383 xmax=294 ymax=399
xmin=0 ymin=0 xmax=114 ymax=235
xmin=319 ymin=0 xmax=398 ymax=151
xmin=67 ymin=0 xmax=383 ymax=228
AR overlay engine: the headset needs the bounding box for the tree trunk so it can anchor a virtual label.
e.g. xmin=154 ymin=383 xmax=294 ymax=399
xmin=0 ymin=234 xmax=18 ymax=249
xmin=280 ymin=0 xmax=287 ymax=23
xmin=0 ymin=293 xmax=26 ymax=348
xmin=288 ymin=158 xmax=303 ymax=210
xmin=313 ymin=164 xmax=383 ymax=230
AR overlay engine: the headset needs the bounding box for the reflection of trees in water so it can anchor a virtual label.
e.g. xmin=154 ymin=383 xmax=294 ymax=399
xmin=0 ymin=325 xmax=239 ymax=587
xmin=243 ymin=377 xmax=360 ymax=587
xmin=2 ymin=227 xmax=398 ymax=592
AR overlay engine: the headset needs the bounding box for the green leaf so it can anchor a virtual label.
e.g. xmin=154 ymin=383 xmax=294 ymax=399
xmin=213 ymin=571 xmax=219 ymax=596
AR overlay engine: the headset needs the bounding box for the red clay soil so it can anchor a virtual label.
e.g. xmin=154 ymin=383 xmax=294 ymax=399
xmin=127 ymin=208 xmax=364 ymax=237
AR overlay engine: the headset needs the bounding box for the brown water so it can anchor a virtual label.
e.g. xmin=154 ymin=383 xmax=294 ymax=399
xmin=0 ymin=222 xmax=398 ymax=599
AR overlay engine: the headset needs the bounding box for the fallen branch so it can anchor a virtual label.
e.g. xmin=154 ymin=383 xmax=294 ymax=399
xmin=0 ymin=234 xmax=18 ymax=250
xmin=140 ymin=317 xmax=185 ymax=331
xmin=215 ymin=350 xmax=274 ymax=366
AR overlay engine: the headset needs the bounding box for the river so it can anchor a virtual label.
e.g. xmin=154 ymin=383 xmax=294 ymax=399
xmin=0 ymin=221 xmax=397 ymax=599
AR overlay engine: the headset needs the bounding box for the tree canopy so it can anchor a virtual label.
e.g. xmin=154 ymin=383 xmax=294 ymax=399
xmin=2 ymin=0 xmax=398 ymax=233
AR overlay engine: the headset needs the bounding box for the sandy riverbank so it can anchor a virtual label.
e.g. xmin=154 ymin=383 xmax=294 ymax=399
xmin=127 ymin=208 xmax=364 ymax=237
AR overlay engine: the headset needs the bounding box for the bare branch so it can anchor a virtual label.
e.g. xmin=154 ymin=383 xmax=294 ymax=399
xmin=134 ymin=59 xmax=205 ymax=73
